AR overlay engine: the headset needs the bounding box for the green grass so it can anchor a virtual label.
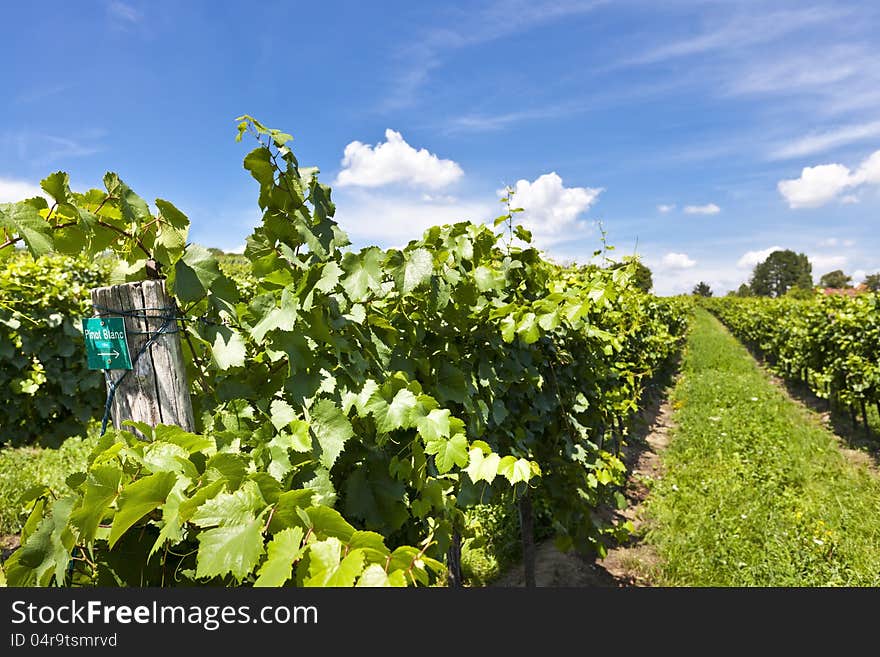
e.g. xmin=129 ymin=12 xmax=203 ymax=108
xmin=461 ymin=503 xmax=523 ymax=586
xmin=0 ymin=426 xmax=99 ymax=535
xmin=645 ymin=308 xmax=880 ymax=586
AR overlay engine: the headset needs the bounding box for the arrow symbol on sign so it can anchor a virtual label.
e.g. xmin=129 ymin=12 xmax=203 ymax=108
xmin=98 ymin=350 xmax=120 ymax=358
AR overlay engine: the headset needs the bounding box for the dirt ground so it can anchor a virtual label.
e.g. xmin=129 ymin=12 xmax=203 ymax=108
xmin=1 ymin=533 xmax=20 ymax=561
xmin=494 ymin=389 xmax=676 ymax=587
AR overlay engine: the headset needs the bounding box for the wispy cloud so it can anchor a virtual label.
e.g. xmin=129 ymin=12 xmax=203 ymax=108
xmin=14 ymin=83 xmax=75 ymax=105
xmin=620 ymin=6 xmax=842 ymax=67
xmin=384 ymin=0 xmax=604 ymax=109
xmin=768 ymin=120 xmax=880 ymax=160
xmin=684 ymin=203 xmax=720 ymax=215
xmin=728 ymin=45 xmax=867 ymax=97
xmin=1 ymin=130 xmax=106 ymax=167
xmin=446 ymin=104 xmax=580 ymax=133
xmin=107 ymin=1 xmax=143 ymax=25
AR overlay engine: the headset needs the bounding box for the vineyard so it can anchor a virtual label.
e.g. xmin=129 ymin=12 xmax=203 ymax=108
xmin=706 ymin=295 xmax=880 ymax=433
xmin=0 ymin=118 xmax=689 ymax=587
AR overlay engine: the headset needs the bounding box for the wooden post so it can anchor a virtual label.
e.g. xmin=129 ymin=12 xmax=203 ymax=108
xmin=519 ymin=490 xmax=536 ymax=588
xmin=90 ymin=280 xmax=194 ymax=434
xmin=446 ymin=530 xmax=463 ymax=588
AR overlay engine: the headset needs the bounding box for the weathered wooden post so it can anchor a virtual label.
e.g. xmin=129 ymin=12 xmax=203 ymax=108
xmin=88 ymin=279 xmax=194 ymax=434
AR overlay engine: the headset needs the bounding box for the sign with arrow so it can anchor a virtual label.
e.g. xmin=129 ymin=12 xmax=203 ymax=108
xmin=81 ymin=317 xmax=133 ymax=370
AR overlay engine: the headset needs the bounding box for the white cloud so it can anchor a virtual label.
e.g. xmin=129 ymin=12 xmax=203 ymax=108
xmin=683 ymin=203 xmax=720 ymax=215
xmin=777 ymin=163 xmax=853 ymax=208
xmin=769 ymin=121 xmax=880 ymax=160
xmin=649 ymin=260 xmax=743 ymax=297
xmin=334 ymin=190 xmax=492 ymax=245
xmin=854 ymin=150 xmax=880 ymax=185
xmin=810 ymin=253 xmax=848 ymax=272
xmin=657 ymin=203 xmax=675 ymax=213
xmin=0 ymin=178 xmax=45 ymax=203
xmin=817 ymin=237 xmax=856 ymax=248
xmin=735 ymin=245 xmax=848 ymax=280
xmin=852 ymin=268 xmax=880 ymax=283
xmin=335 ymin=129 xmax=463 ymax=189
xmin=661 ymin=252 xmax=696 ymax=269
xmin=777 ymin=150 xmax=880 ymax=208
xmin=503 ymin=172 xmax=602 ymax=247
xmin=737 ymin=246 xmax=784 ymax=269
xmin=840 ymin=195 xmax=859 ymax=205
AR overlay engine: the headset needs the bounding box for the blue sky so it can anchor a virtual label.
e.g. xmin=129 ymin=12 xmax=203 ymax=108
xmin=2 ymin=0 xmax=879 ymax=294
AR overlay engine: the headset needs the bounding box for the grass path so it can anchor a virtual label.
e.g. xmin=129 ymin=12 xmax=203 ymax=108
xmin=644 ymin=308 xmax=880 ymax=586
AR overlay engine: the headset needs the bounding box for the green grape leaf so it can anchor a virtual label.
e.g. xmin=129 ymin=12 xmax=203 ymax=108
xmin=154 ymin=198 xmax=189 ymax=230
xmin=69 ymin=464 xmax=122 ymax=543
xmin=5 ymin=496 xmax=75 ymax=586
xmin=0 ymin=202 xmax=53 ymax=257
xmin=196 ymin=518 xmax=265 ymax=581
xmin=424 ymin=433 xmax=468 ymax=474
xmin=498 ymin=456 xmax=533 ymax=484
xmin=415 ymin=408 xmax=451 ymax=443
xmin=500 ymin=314 xmax=516 ymax=343
xmin=254 ymin=526 xmax=304 ymax=587
xmin=436 ymin=362 xmax=468 ymax=404
xmin=108 ymin=471 xmax=177 ymax=548
xmin=401 ymin=248 xmax=433 ymax=293
xmin=190 ymin=480 xmax=267 ymax=528
xmin=267 ymin=489 xmax=316 ymax=533
xmin=303 ymin=537 xmax=366 ymax=587
xmin=310 ymin=399 xmax=354 ymax=469
xmin=466 ymin=449 xmax=501 ymax=484
xmin=357 ymin=563 xmax=407 ymax=587
xmin=367 ymin=387 xmax=418 ymax=434
xmin=173 ymin=244 xmax=223 ymax=302
xmin=104 ymin=173 xmax=152 ymax=227
xmin=516 ymin=312 xmax=540 ymax=344
xmin=40 ymin=171 xmax=70 ymax=204
xmin=341 ymin=247 xmax=383 ymax=302
xmin=269 ymin=398 xmax=297 ymax=431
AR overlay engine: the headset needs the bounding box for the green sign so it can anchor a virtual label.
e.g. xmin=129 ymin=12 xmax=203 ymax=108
xmin=82 ymin=317 xmax=133 ymax=370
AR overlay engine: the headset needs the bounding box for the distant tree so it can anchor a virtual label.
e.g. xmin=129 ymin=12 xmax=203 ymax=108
xmin=750 ymin=250 xmax=812 ymax=297
xmin=862 ymin=273 xmax=880 ymax=292
xmin=819 ymin=269 xmax=852 ymax=289
xmin=629 ymin=259 xmax=653 ymax=293
xmin=606 ymin=257 xmax=653 ymax=293
xmin=692 ymin=281 xmax=712 ymax=297
xmin=736 ymin=283 xmax=752 ymax=297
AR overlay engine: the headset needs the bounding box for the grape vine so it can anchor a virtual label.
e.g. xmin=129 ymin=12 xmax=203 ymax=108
xmin=1 ymin=116 xmax=688 ymax=586
xmin=707 ymin=295 xmax=880 ymax=430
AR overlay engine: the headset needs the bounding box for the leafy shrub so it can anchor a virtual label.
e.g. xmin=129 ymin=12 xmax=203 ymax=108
xmin=0 ymin=252 xmax=110 ymax=446
xmin=0 ymin=429 xmax=98 ymax=534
